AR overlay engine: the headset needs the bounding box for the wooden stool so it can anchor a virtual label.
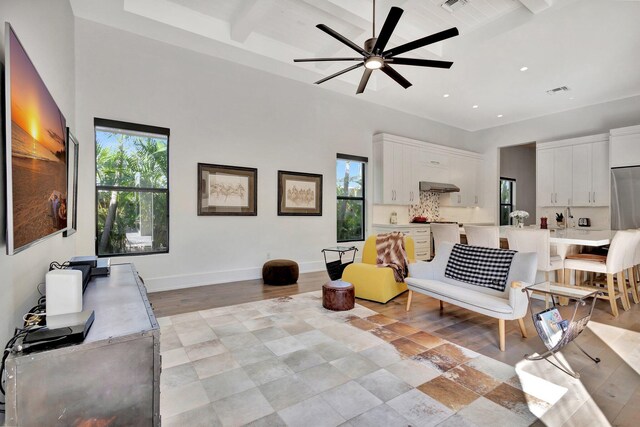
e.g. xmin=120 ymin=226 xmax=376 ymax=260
xmin=322 ymin=280 xmax=355 ymax=311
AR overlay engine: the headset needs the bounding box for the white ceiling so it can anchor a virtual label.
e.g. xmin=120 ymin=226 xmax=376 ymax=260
xmin=70 ymin=0 xmax=640 ymax=131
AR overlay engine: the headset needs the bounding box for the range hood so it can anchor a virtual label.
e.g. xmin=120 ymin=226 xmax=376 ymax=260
xmin=419 ymin=181 xmax=460 ymax=193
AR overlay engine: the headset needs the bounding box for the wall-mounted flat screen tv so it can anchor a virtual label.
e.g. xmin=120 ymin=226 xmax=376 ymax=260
xmin=4 ymin=23 xmax=67 ymax=255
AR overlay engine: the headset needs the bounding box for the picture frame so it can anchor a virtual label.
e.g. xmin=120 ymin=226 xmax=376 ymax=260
xmin=278 ymin=170 xmax=323 ymax=216
xmin=198 ymin=163 xmax=257 ymax=216
xmin=63 ymin=129 xmax=79 ymax=237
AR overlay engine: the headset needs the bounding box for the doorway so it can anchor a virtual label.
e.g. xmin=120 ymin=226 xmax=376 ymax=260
xmin=499 ymin=143 xmax=536 ymax=226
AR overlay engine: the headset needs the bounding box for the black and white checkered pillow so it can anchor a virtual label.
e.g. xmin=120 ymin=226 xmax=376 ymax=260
xmin=444 ymin=244 xmax=517 ymax=292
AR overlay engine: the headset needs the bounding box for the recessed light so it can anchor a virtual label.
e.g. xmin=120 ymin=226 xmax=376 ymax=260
xmin=443 ymin=94 xmax=450 ymax=98
xmin=497 ymin=114 xmax=503 ymax=118
xmin=520 ymin=66 xmax=528 ymax=72
xmin=569 ymin=97 xmax=575 ymax=100
xmin=472 ymin=105 xmax=478 ymax=109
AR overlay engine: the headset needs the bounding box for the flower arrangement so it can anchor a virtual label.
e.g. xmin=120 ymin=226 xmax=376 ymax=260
xmin=509 ymin=210 xmax=529 ymax=227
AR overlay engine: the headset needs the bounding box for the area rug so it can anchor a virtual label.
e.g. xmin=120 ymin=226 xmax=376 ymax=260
xmin=158 ymin=291 xmax=566 ymax=426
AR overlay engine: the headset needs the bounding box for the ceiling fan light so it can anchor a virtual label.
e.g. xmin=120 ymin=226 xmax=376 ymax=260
xmin=365 ymin=56 xmax=384 ymax=70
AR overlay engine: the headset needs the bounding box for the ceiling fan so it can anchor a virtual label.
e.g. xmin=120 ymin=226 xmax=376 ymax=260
xmin=294 ymin=1 xmax=459 ymax=94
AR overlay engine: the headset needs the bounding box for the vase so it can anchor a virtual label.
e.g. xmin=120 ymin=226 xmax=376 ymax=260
xmin=514 ymin=218 xmax=524 ymax=228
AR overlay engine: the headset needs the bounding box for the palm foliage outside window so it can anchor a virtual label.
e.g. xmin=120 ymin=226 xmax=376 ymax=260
xmin=337 ymin=154 xmax=367 ymax=242
xmin=500 ymin=178 xmax=515 ymax=226
xmin=95 ymin=118 xmax=169 ymax=256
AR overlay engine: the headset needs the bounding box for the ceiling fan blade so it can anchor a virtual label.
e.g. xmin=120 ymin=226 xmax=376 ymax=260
xmin=316 ymin=24 xmax=368 ymax=56
xmin=315 ymin=63 xmax=364 ymax=85
xmin=380 ymin=64 xmax=412 ymax=89
xmin=388 ymin=58 xmax=453 ymax=69
xmin=356 ymin=69 xmax=373 ymax=94
xmin=372 ymin=7 xmax=403 ymax=54
xmin=294 ymin=57 xmax=363 ymax=63
xmin=383 ymin=27 xmax=459 ymax=58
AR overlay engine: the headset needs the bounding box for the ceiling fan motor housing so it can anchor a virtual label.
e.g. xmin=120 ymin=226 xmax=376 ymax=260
xmin=364 ymin=37 xmax=378 ymax=53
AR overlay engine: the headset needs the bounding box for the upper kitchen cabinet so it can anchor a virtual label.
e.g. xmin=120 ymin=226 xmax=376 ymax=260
xmin=537 ymin=146 xmax=572 ymax=207
xmin=373 ymin=138 xmax=417 ymax=204
xmin=572 ymin=138 xmax=609 ymax=206
xmin=413 ymin=150 xmax=449 ymax=184
xmin=610 ymin=125 xmax=640 ymax=167
xmin=440 ymin=155 xmax=482 ymax=207
xmin=373 ymin=134 xmax=483 ymax=207
xmin=538 ymin=134 xmax=608 ymax=207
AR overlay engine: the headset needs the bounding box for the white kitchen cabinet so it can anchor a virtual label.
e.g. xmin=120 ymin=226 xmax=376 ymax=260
xmin=591 ymin=141 xmax=609 ymax=206
xmin=441 ymin=155 xmax=480 ymax=207
xmin=554 ymin=146 xmax=573 ymax=206
xmin=372 ymin=224 xmax=431 ymax=261
xmin=413 ymin=150 xmax=449 ymax=188
xmin=537 ymin=146 xmax=572 ymax=206
xmin=373 ymin=134 xmax=482 ymax=207
xmin=572 ymin=141 xmax=609 ymax=206
xmin=373 ymin=140 xmax=417 ymax=205
xmin=610 ymin=125 xmax=640 ymax=168
xmin=572 ymin=146 xmax=591 ymax=206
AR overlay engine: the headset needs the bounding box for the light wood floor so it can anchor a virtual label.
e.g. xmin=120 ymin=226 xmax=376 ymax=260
xmin=149 ymin=271 xmax=640 ymax=425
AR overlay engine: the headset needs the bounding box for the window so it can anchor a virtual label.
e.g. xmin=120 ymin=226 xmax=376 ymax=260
xmin=499 ymin=178 xmax=516 ymax=226
xmin=337 ymin=154 xmax=367 ymax=242
xmin=95 ymin=118 xmax=169 ymax=256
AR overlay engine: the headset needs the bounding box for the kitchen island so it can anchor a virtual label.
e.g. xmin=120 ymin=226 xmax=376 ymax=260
xmin=459 ymin=226 xmax=616 ymax=259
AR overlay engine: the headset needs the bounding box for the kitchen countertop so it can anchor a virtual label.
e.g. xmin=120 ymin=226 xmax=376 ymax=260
xmin=373 ymin=223 xmax=431 ymax=228
xmin=458 ymin=226 xmax=616 ymax=247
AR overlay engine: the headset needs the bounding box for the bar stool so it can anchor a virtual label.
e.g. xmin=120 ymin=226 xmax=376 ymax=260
xmin=506 ymin=228 xmax=564 ymax=283
xmin=431 ymin=223 xmax=460 ymax=253
xmin=465 ymin=225 xmax=500 ymax=248
xmin=564 ymin=230 xmax=638 ymax=317
xmin=634 ymin=231 xmax=640 ymax=299
xmin=624 ymin=230 xmax=640 ymax=304
xmin=429 ymin=223 xmax=460 ymax=311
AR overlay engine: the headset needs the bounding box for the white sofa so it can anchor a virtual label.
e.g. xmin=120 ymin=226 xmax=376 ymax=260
xmin=406 ymin=242 xmax=537 ymax=351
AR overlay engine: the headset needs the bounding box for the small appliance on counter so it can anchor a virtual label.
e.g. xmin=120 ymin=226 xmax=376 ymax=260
xmin=390 ymin=211 xmax=398 ymax=224
xmin=578 ymin=218 xmax=591 ymax=227
xmin=411 ymin=216 xmax=428 ymax=223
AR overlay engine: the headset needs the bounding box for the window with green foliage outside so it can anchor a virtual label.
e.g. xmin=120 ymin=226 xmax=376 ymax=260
xmin=95 ymin=119 xmax=169 ymax=256
xmin=500 ymin=178 xmax=515 ymax=226
xmin=337 ymin=155 xmax=366 ymax=242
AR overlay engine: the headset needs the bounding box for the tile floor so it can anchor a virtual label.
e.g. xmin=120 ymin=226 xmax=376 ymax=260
xmin=158 ymin=292 xmax=567 ymax=426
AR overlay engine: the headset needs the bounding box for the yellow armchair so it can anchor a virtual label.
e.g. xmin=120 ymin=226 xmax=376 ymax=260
xmin=342 ymin=235 xmax=415 ymax=303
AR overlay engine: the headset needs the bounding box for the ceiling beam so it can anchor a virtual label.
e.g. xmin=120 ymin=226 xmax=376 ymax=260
xmin=229 ymin=0 xmax=272 ymax=43
xmin=518 ymin=0 xmax=553 ymax=14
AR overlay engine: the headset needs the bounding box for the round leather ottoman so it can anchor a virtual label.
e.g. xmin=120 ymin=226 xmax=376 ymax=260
xmin=322 ymin=280 xmax=355 ymax=311
xmin=262 ymin=259 xmax=299 ymax=285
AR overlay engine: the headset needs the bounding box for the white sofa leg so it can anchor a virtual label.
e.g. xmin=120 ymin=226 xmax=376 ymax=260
xmin=406 ymin=290 xmax=413 ymax=312
xmin=498 ymin=319 xmax=506 ymax=352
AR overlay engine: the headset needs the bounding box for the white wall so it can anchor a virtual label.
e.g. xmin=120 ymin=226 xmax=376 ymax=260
xmin=500 ymin=144 xmax=536 ymax=225
xmin=74 ymin=18 xmax=472 ymax=292
xmin=470 ymin=95 xmax=640 ymax=224
xmin=0 ymin=0 xmax=76 ymax=354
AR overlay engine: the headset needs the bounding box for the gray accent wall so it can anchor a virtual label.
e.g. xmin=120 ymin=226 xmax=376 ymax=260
xmin=500 ymin=144 xmax=536 ymax=225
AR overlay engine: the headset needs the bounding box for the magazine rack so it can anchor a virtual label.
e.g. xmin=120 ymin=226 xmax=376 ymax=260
xmin=522 ymin=282 xmax=602 ymax=378
xmin=321 ymin=246 xmax=358 ymax=280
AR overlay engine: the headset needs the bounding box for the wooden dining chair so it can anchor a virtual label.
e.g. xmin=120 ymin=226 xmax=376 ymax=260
xmin=563 ymin=230 xmax=638 ymax=317
xmin=464 ymin=225 xmax=500 ymax=248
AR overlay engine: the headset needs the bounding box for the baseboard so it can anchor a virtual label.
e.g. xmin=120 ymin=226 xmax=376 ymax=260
xmin=146 ymin=260 xmax=327 ymax=293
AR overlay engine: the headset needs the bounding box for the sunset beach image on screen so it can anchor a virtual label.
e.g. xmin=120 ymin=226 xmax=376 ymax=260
xmin=7 ymin=25 xmax=67 ymax=252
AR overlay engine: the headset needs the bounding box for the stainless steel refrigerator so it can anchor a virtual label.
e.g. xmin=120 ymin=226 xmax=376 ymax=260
xmin=611 ymin=166 xmax=640 ymax=230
